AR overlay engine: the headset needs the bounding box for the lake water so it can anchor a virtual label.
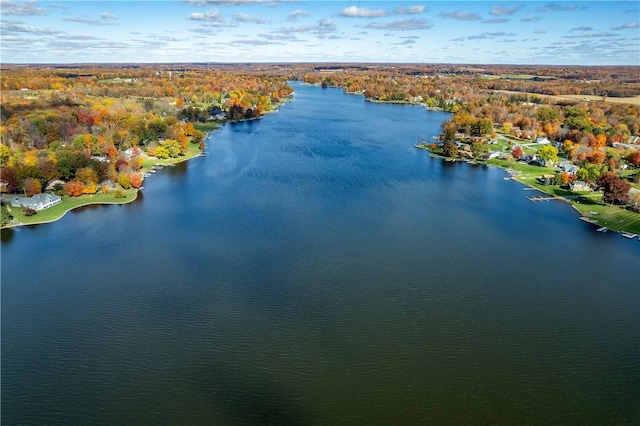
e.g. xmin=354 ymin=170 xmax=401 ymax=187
xmin=2 ymin=82 xmax=639 ymax=424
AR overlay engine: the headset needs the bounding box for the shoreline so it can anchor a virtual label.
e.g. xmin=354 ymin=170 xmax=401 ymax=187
xmin=1 ymin=99 xmax=292 ymax=231
xmin=1 ymin=141 xmax=208 ymax=230
xmin=2 ymin=194 xmax=139 ymax=229
xmin=419 ymin=146 xmax=640 ymax=238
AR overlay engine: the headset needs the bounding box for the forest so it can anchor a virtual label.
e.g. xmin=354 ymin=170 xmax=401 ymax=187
xmin=1 ymin=63 xmax=639 ymax=227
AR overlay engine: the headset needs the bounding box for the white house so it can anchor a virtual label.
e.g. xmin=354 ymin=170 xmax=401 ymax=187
xmin=11 ymin=193 xmax=62 ymax=211
xmin=535 ymin=137 xmax=551 ymax=145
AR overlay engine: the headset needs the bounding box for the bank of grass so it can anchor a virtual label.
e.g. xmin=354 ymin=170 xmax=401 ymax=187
xmin=574 ymin=201 xmax=640 ymax=234
xmin=140 ymin=142 xmax=203 ymax=169
xmin=6 ymin=189 xmax=138 ymax=227
xmin=420 ymin=148 xmax=640 ymax=235
xmin=486 ymin=157 xmax=640 ymax=234
xmin=193 ymin=122 xmax=220 ymax=133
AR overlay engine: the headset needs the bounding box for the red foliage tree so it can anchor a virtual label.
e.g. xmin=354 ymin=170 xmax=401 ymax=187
xmin=627 ymin=151 xmax=640 ymax=167
xmin=511 ymin=145 xmax=523 ymax=159
xmin=1 ymin=167 xmax=19 ymax=193
xmin=597 ymin=172 xmax=630 ymax=205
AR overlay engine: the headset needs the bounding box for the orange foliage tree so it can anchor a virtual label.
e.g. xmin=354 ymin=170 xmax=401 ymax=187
xmin=65 ymin=181 xmax=84 ymax=197
xmin=130 ymin=174 xmax=142 ymax=189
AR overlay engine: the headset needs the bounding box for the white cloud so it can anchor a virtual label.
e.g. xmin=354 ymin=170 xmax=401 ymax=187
xmin=490 ymin=5 xmax=522 ymax=16
xmin=611 ymin=22 xmax=639 ymax=30
xmin=536 ymin=3 xmax=578 ymax=12
xmin=340 ymin=6 xmax=387 ymax=18
xmin=0 ymin=0 xmax=46 ymax=16
xmin=189 ymin=10 xmax=223 ymax=22
xmin=520 ymin=15 xmax=540 ymax=22
xmin=0 ymin=19 xmax=61 ymax=35
xmin=100 ymin=13 xmax=118 ymax=20
xmin=233 ymin=13 xmax=265 ymax=23
xmin=182 ymin=0 xmax=265 ymax=5
xmin=287 ymin=9 xmax=308 ymax=21
xmin=439 ymin=11 xmax=482 ymax=21
xmin=364 ymin=18 xmax=432 ymax=31
xmin=482 ymin=18 xmax=508 ymax=24
xmin=394 ymin=5 xmax=425 ymax=15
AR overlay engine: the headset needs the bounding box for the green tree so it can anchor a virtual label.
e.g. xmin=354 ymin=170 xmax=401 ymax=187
xmin=534 ymin=107 xmax=559 ymax=126
xmin=0 ymin=144 xmax=10 ymax=167
xmin=161 ymin=139 xmax=181 ymax=158
xmin=536 ymin=144 xmax=558 ymax=165
xmin=471 ymin=118 xmax=493 ymax=137
xmin=471 ymin=140 xmax=485 ymax=158
xmin=0 ymin=205 xmax=13 ymax=227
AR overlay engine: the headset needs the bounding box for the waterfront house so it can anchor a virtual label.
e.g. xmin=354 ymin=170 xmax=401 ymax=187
xmin=570 ymin=181 xmax=592 ymax=192
xmin=538 ymin=174 xmax=556 ymax=185
xmin=535 ymin=137 xmax=551 ymax=145
xmin=557 ymin=161 xmax=579 ymax=175
xmin=11 ymin=193 xmax=62 ymax=211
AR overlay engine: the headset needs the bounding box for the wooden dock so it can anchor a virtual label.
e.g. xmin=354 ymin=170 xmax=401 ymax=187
xmin=526 ymin=196 xmax=556 ymax=202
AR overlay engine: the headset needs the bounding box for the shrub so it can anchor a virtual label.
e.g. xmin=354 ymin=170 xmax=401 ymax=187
xmin=22 ymin=207 xmax=37 ymax=216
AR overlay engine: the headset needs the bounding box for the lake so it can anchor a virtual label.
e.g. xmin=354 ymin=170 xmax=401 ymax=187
xmin=2 ymin=82 xmax=639 ymax=424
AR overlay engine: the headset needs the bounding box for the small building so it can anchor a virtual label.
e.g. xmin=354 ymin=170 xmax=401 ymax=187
xmin=11 ymin=193 xmax=62 ymax=211
xmin=557 ymin=161 xmax=579 ymax=175
xmin=535 ymin=137 xmax=550 ymax=145
xmin=484 ymin=150 xmax=502 ymax=160
xmin=538 ymin=174 xmax=556 ymax=185
xmin=570 ymin=181 xmax=592 ymax=192
xmin=529 ymin=157 xmax=546 ymax=167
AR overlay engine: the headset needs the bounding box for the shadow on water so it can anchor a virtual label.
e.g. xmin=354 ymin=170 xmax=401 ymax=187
xmin=1 ymin=227 xmax=15 ymax=243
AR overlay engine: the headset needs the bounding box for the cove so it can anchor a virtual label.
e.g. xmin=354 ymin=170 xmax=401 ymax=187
xmin=2 ymin=82 xmax=639 ymax=424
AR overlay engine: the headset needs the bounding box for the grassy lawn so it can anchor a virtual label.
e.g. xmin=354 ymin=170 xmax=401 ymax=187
xmin=193 ymin=122 xmax=220 ymax=133
xmin=140 ymin=143 xmax=203 ymax=169
xmin=7 ymin=190 xmax=138 ymax=226
xmin=482 ymin=158 xmax=640 ymax=235
xmin=574 ymin=199 xmax=640 ymax=234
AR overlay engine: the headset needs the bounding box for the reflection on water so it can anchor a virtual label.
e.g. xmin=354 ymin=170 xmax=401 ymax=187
xmin=2 ymin=82 xmax=639 ymax=425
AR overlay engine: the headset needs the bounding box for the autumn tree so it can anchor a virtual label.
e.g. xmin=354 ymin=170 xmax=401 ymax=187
xmin=441 ymin=121 xmax=457 ymax=142
xmin=83 ymin=181 xmax=98 ymax=194
xmin=130 ymin=174 xmax=142 ymax=189
xmin=23 ymin=177 xmax=42 ymax=196
xmin=1 ymin=167 xmax=19 ymax=193
xmin=65 ymin=181 xmax=85 ymax=197
xmin=536 ymin=144 xmax=558 ymax=165
xmin=626 ymin=151 xmax=640 ymax=168
xmin=118 ymin=173 xmax=131 ymax=190
xmin=597 ymin=172 xmax=630 ymax=205
xmin=442 ymin=141 xmax=458 ymax=158
xmin=75 ymin=167 xmax=99 ymax=184
xmin=511 ymin=146 xmax=523 ymax=159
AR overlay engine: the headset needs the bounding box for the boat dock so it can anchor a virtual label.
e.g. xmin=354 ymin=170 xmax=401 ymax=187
xmin=526 ymin=196 xmax=556 ymax=202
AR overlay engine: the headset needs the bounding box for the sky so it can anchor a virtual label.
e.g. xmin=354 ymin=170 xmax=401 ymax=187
xmin=1 ymin=0 xmax=638 ymax=65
